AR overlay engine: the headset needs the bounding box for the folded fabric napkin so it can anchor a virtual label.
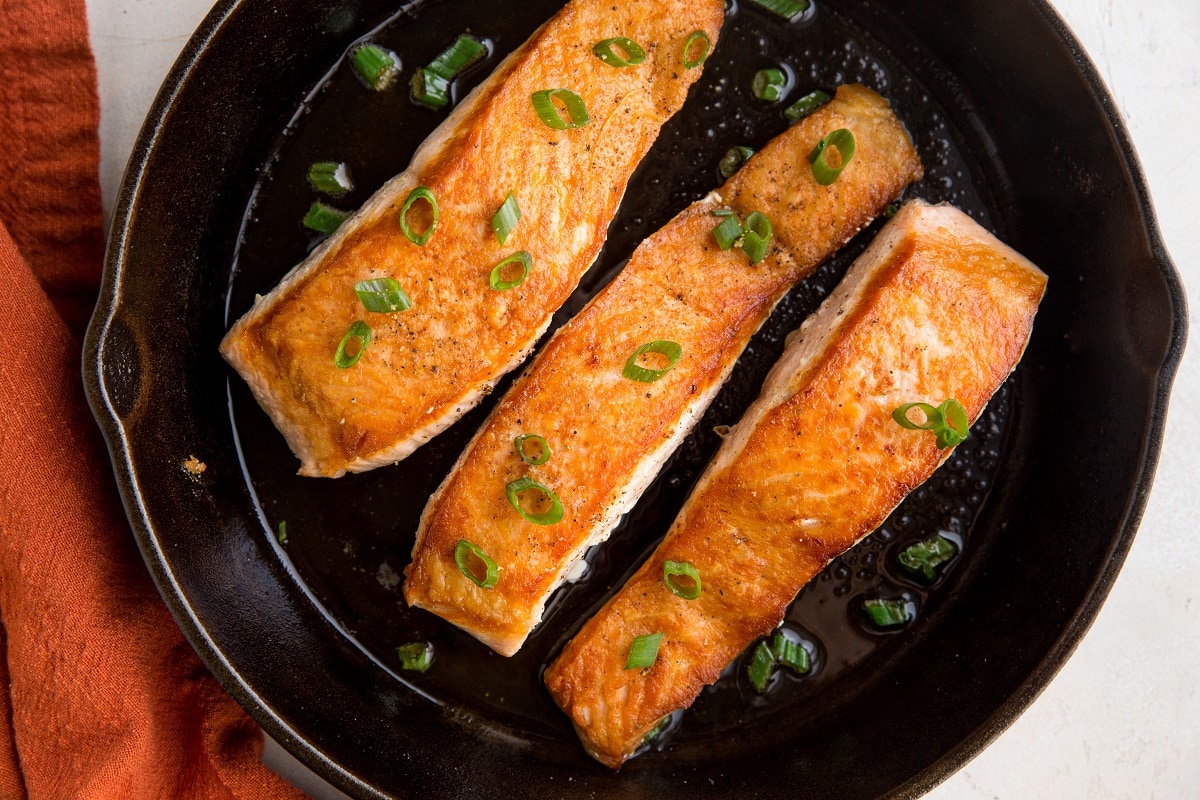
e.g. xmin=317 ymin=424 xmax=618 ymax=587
xmin=0 ymin=1 xmax=308 ymax=797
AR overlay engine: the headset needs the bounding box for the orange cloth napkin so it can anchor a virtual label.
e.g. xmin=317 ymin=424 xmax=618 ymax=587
xmin=0 ymin=1 xmax=310 ymax=798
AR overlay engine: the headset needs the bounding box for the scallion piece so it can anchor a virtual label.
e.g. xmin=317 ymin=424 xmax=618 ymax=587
xmin=303 ymin=201 xmax=350 ymax=235
xmin=741 ymin=211 xmax=773 ymax=264
xmin=412 ymin=35 xmax=488 ymax=108
xmin=718 ymin=146 xmax=755 ymax=178
xmin=489 ymin=251 xmax=533 ymax=291
xmin=513 ymin=433 xmax=550 ymax=465
xmin=276 ymin=520 xmax=287 ymax=544
xmin=771 ymin=633 xmax=811 ymax=674
xmin=643 ymin=716 xmax=671 ymax=743
xmin=531 ymin=89 xmax=590 ymax=130
xmin=454 ymin=539 xmax=500 ymax=588
xmin=399 ymin=186 xmax=438 ymax=245
xmin=622 ymin=340 xmax=682 ymax=382
xmin=593 ymin=36 xmax=646 ymax=67
xmin=662 ymin=560 xmax=701 ymax=600
xmin=491 ymin=191 xmax=521 ymax=245
xmin=681 ymin=31 xmax=711 ymax=68
xmin=748 ymin=0 xmax=811 ymax=20
xmin=884 ymin=202 xmax=900 ymax=218
xmin=892 ymin=398 xmax=970 ymax=448
xmin=505 ymin=477 xmax=565 ymax=525
xmin=350 ymin=43 xmax=401 ymax=91
xmin=334 ymin=320 xmax=372 ymax=369
xmin=396 ymin=641 xmax=434 ymax=672
xmin=747 ymin=641 xmax=775 ymax=692
xmin=307 ymin=161 xmax=354 ymax=196
xmin=808 ymin=128 xmax=856 ymax=186
xmin=752 ymin=67 xmax=787 ymax=102
xmin=354 ymin=277 xmax=412 ymax=313
xmin=898 ymin=533 xmax=959 ymax=581
xmin=784 ymin=89 xmax=831 ymax=121
xmin=711 ymin=214 xmax=744 ymax=250
xmin=864 ymin=597 xmax=914 ymax=628
xmin=625 ymin=632 xmax=663 ymax=670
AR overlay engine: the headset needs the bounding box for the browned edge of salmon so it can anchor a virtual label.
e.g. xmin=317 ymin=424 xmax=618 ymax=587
xmin=542 ymin=200 xmax=1048 ymax=767
xmin=219 ymin=0 xmax=725 ymax=477
xmin=403 ymin=85 xmax=923 ymax=656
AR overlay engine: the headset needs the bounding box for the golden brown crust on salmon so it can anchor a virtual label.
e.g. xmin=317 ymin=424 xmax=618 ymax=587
xmin=219 ymin=0 xmax=725 ymax=477
xmin=404 ymin=85 xmax=923 ymax=656
xmin=542 ymin=200 xmax=1048 ymax=768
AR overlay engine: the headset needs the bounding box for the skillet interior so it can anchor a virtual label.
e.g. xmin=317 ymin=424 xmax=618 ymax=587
xmin=83 ymin=0 xmax=1187 ymax=798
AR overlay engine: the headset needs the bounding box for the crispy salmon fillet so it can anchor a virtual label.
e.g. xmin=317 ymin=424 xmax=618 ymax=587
xmin=219 ymin=0 xmax=725 ymax=477
xmin=404 ymin=85 xmax=923 ymax=656
xmin=543 ymin=200 xmax=1048 ymax=768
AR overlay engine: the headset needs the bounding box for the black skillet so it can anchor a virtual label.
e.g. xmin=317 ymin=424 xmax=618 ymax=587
xmin=83 ymin=0 xmax=1187 ymax=797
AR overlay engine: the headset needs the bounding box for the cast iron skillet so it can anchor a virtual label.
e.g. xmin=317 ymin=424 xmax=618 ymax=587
xmin=83 ymin=0 xmax=1186 ymax=798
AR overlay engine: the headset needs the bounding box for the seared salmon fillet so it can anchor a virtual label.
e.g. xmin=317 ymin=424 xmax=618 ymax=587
xmin=404 ymin=85 xmax=923 ymax=656
xmin=219 ymin=0 xmax=725 ymax=477
xmin=543 ymin=200 xmax=1048 ymax=767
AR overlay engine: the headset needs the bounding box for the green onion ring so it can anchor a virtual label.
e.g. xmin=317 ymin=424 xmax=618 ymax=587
xmin=623 ymin=340 xmax=682 ymax=382
xmin=892 ymin=402 xmax=942 ymax=431
xmin=302 ymin=201 xmax=350 ymax=235
xmin=354 ymin=277 xmax=412 ymax=313
xmin=489 ymin=251 xmax=532 ymax=291
xmin=681 ymin=31 xmax=711 ymax=68
xmin=771 ymin=633 xmax=811 ymax=673
xmin=308 ymin=161 xmax=353 ymax=196
xmin=505 ymin=477 xmax=565 ymax=525
xmin=752 ymin=68 xmax=787 ymax=102
xmin=395 ymin=641 xmax=434 ymax=672
xmin=530 ymin=89 xmax=590 ymax=130
xmin=662 ymin=560 xmax=702 ymax=600
xmin=400 ymin=186 xmax=438 ymax=245
xmin=513 ymin=433 xmax=550 ymax=465
xmin=747 ymin=640 xmax=775 ymax=692
xmin=741 ymin=210 xmax=773 ymax=264
xmin=592 ymin=37 xmax=646 ymax=67
xmin=334 ymin=320 xmax=373 ymax=369
xmin=491 ymin=191 xmax=521 ymax=245
xmin=454 ymin=539 xmax=500 ymax=588
xmin=748 ymin=0 xmax=811 ymax=20
xmin=784 ymin=89 xmax=831 ymax=121
xmin=938 ymin=399 xmax=970 ymax=448
xmin=718 ymin=145 xmax=755 ymax=178
xmin=625 ymin=632 xmax=664 ymax=670
xmin=808 ymin=128 xmax=856 ymax=186
xmin=711 ymin=214 xmax=744 ymax=250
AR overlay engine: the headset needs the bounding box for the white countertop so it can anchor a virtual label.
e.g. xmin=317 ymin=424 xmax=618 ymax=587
xmin=84 ymin=1 xmax=1200 ymax=797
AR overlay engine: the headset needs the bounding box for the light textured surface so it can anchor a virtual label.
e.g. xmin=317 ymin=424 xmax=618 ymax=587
xmin=85 ymin=0 xmax=1200 ymax=797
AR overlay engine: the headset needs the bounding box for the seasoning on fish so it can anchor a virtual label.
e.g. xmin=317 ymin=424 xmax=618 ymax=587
xmin=219 ymin=0 xmax=725 ymax=477
xmin=543 ymin=200 xmax=1048 ymax=768
xmin=404 ymin=85 xmax=923 ymax=656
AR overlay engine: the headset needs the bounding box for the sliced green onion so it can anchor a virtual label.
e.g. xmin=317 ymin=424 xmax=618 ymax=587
xmin=489 ymin=251 xmax=532 ymax=291
xmin=681 ymin=31 xmax=711 ymax=68
xmin=663 ymin=560 xmax=701 ymax=600
xmin=530 ymin=89 xmax=589 ymax=130
xmin=625 ymin=632 xmax=664 ymax=670
xmin=747 ymin=641 xmax=775 ymax=692
xmin=454 ymin=539 xmax=500 ymax=588
xmin=354 ymin=278 xmax=412 ymax=313
xmin=623 ymin=340 xmax=682 ymax=382
xmin=784 ymin=89 xmax=831 ymax=121
xmin=399 ymin=186 xmax=438 ymax=245
xmin=884 ymin=202 xmax=900 ymax=218
xmin=898 ymin=533 xmax=959 ymax=581
xmin=303 ymin=201 xmax=350 ymax=235
xmin=513 ymin=433 xmax=550 ymax=465
xmin=711 ymin=214 xmax=744 ymax=250
xmin=741 ymin=211 xmax=773 ymax=264
xmin=864 ymin=597 xmax=913 ymax=628
xmin=411 ymin=35 xmax=488 ymax=108
xmin=771 ymin=633 xmax=811 ymax=674
xmin=505 ymin=477 xmax=565 ymax=525
xmin=491 ymin=191 xmax=521 ymax=245
xmin=334 ymin=320 xmax=372 ymax=369
xmin=396 ymin=641 xmax=434 ymax=672
xmin=276 ymin=520 xmax=287 ymax=544
xmin=808 ymin=128 xmax=856 ymax=186
xmin=308 ymin=161 xmax=353 ymax=196
xmin=643 ymin=716 xmax=671 ymax=743
xmin=711 ymin=208 xmax=736 ymax=217
xmin=350 ymin=43 xmax=401 ymax=91
xmin=748 ymin=0 xmax=811 ymax=20
xmin=752 ymin=68 xmax=787 ymax=102
xmin=593 ymin=37 xmax=646 ymax=67
xmin=718 ymin=146 xmax=755 ymax=178
xmin=892 ymin=398 xmax=970 ymax=449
